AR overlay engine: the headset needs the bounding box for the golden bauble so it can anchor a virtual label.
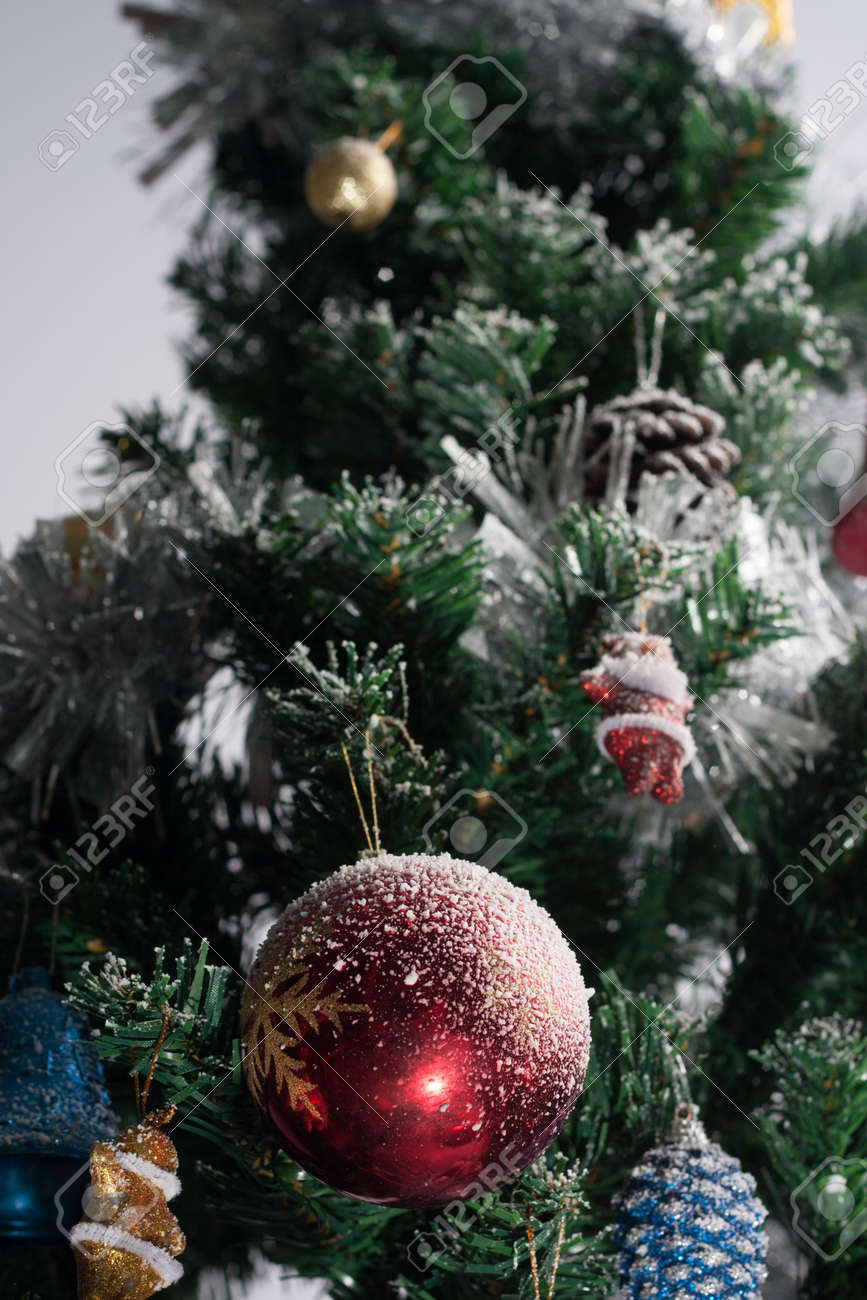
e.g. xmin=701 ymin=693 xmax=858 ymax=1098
xmin=304 ymin=137 xmax=397 ymax=231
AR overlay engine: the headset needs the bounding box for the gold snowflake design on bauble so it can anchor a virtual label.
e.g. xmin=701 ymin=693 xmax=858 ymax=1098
xmin=243 ymin=928 xmax=368 ymax=1119
xmin=478 ymin=942 xmax=558 ymax=1049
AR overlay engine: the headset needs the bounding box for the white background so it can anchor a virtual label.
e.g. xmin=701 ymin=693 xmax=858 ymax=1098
xmin=1 ymin=1 xmax=863 ymax=1295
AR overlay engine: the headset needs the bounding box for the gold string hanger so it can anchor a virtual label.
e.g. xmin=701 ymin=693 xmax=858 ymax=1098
xmin=634 ymin=540 xmax=670 ymax=636
xmin=340 ymin=729 xmax=381 ymax=855
xmin=339 ymin=715 xmax=427 ymax=855
xmin=375 ymin=120 xmax=403 ymax=152
xmin=526 ymin=1195 xmax=570 ymax=1300
xmin=129 ymin=1001 xmax=171 ymax=1122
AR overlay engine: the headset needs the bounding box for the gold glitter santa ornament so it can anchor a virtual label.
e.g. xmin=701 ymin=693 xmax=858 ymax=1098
xmin=69 ymin=1007 xmax=185 ymax=1299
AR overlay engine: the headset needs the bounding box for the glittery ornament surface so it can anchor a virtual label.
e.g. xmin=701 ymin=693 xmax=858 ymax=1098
xmin=614 ymin=1120 xmax=768 ymax=1299
xmin=581 ymin=634 xmax=694 ymax=804
xmin=304 ymin=138 xmax=397 ymax=230
xmin=71 ymin=1109 xmax=184 ymax=1299
xmin=0 ymin=967 xmax=116 ymax=1157
xmin=242 ymin=852 xmax=591 ymax=1206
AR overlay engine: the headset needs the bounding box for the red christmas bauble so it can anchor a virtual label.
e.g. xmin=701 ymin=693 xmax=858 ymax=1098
xmin=241 ymin=852 xmax=591 ymax=1207
xmin=833 ymin=502 xmax=867 ymax=576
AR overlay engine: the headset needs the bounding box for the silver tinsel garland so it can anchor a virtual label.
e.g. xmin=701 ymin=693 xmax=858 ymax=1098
xmin=0 ymin=504 xmax=208 ymax=812
xmin=126 ymin=0 xmax=781 ymax=183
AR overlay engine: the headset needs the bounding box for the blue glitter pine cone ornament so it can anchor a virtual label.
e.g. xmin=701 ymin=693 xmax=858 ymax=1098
xmin=0 ymin=967 xmax=116 ymax=1240
xmin=613 ymin=1114 xmax=768 ymax=1298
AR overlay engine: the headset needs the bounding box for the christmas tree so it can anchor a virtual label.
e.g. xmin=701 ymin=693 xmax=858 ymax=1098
xmin=3 ymin=1 xmax=867 ymax=1298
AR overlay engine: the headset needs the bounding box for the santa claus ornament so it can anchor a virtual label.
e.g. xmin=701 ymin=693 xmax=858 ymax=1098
xmin=580 ymin=632 xmax=694 ymax=805
xmin=67 ymin=1005 xmax=185 ymax=1299
xmin=70 ymin=1107 xmax=184 ymax=1299
xmin=241 ymin=852 xmax=592 ymax=1207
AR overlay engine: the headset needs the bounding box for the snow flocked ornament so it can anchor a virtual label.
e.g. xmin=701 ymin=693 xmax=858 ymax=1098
xmin=613 ymin=1111 xmax=768 ymax=1298
xmin=580 ymin=633 xmax=694 ymax=805
xmin=70 ymin=1105 xmax=185 ymax=1300
xmin=304 ymin=135 xmax=398 ymax=231
xmin=241 ymin=852 xmax=592 ymax=1206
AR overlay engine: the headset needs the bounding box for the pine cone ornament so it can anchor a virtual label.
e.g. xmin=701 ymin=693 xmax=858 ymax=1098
xmin=614 ymin=1115 xmax=768 ymax=1298
xmin=580 ymin=633 xmax=694 ymax=805
xmin=583 ymin=388 xmax=740 ymax=507
xmin=70 ymin=1106 xmax=184 ymax=1299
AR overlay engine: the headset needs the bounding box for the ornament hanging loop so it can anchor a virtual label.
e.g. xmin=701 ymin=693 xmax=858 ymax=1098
xmin=375 ymin=120 xmax=403 ymax=152
xmin=526 ymin=1197 xmax=568 ymax=1300
xmin=131 ymin=1001 xmax=171 ymax=1121
xmin=668 ymin=1047 xmax=708 ymax=1144
xmin=672 ymin=1043 xmax=693 ymax=1110
xmin=340 ymin=729 xmax=381 ymax=855
xmin=633 ymin=540 xmax=670 ymax=634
